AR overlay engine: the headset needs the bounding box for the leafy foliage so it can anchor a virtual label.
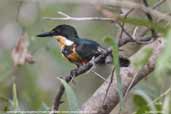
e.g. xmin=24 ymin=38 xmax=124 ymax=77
xmin=57 ymin=78 xmax=79 ymax=113
xmin=132 ymin=88 xmax=171 ymax=114
xmin=133 ymin=89 xmax=156 ymax=114
xmin=156 ymin=29 xmax=171 ymax=76
xmin=11 ymin=83 xmax=19 ymax=111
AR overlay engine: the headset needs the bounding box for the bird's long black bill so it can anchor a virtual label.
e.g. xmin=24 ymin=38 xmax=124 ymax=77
xmin=36 ymin=32 xmax=54 ymax=37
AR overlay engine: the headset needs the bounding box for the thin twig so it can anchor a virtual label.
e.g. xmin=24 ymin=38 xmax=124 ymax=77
xmin=91 ymin=70 xmax=106 ymax=81
xmin=103 ymin=67 xmax=115 ymax=105
xmin=119 ymin=8 xmax=134 ymax=39
xmin=139 ymin=0 xmax=166 ymax=37
xmin=152 ymin=0 xmax=166 ymax=9
xmin=43 ymin=17 xmax=114 ymax=21
xmin=124 ymin=72 xmax=137 ymax=100
xmin=44 ymin=11 xmax=114 ymax=21
xmin=143 ymin=0 xmax=157 ymax=38
xmin=58 ymin=11 xmax=71 ymax=18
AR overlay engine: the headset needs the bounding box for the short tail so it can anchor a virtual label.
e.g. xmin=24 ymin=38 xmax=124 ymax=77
xmin=105 ymin=54 xmax=130 ymax=67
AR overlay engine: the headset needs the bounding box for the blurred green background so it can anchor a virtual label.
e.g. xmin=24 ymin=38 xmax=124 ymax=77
xmin=0 ymin=0 xmax=171 ymax=114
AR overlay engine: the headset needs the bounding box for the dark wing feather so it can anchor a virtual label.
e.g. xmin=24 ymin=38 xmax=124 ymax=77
xmin=75 ymin=38 xmax=129 ymax=66
xmin=75 ymin=39 xmax=102 ymax=61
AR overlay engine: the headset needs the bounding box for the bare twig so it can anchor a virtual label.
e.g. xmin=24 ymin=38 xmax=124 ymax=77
xmin=91 ymin=70 xmax=106 ymax=81
xmin=139 ymin=0 xmax=166 ymax=37
xmin=152 ymin=0 xmax=166 ymax=9
xmin=153 ymin=85 xmax=171 ymax=103
xmin=143 ymin=0 xmax=157 ymax=38
xmin=44 ymin=11 xmax=115 ymax=21
xmin=103 ymin=67 xmax=115 ymax=104
xmin=124 ymin=72 xmax=137 ymax=100
xmin=118 ymin=8 xmax=134 ymax=40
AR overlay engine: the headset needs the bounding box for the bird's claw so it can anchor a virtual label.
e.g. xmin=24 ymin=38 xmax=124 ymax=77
xmin=71 ymin=69 xmax=77 ymax=77
xmin=86 ymin=57 xmax=96 ymax=74
xmin=89 ymin=57 xmax=96 ymax=67
xmin=70 ymin=69 xmax=77 ymax=84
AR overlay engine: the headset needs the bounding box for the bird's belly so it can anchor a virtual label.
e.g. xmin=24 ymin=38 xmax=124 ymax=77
xmin=67 ymin=52 xmax=80 ymax=62
xmin=64 ymin=52 xmax=88 ymax=65
xmin=62 ymin=45 xmax=89 ymax=65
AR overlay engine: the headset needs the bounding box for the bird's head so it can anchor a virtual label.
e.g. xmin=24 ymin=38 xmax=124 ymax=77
xmin=37 ymin=24 xmax=79 ymax=47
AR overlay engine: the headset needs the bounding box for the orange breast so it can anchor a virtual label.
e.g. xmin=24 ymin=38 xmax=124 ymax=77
xmin=67 ymin=53 xmax=88 ymax=65
xmin=66 ymin=45 xmax=88 ymax=64
xmin=67 ymin=52 xmax=81 ymax=62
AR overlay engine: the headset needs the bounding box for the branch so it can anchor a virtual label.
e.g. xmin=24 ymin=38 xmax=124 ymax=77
xmin=49 ymin=48 xmax=112 ymax=114
xmin=143 ymin=0 xmax=157 ymax=38
xmin=80 ymin=38 xmax=164 ymax=114
xmin=44 ymin=11 xmax=115 ymax=21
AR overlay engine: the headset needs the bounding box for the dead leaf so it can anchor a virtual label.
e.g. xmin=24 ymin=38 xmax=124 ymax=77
xmin=11 ymin=32 xmax=34 ymax=66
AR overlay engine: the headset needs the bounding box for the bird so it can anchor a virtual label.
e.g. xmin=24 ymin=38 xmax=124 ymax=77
xmin=37 ymin=24 xmax=129 ymax=68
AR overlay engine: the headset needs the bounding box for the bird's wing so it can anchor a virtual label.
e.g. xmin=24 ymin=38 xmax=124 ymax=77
xmin=75 ymin=39 xmax=103 ymax=60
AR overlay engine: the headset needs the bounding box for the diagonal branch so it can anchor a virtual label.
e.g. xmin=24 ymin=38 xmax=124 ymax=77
xmin=80 ymin=38 xmax=164 ymax=114
xmin=49 ymin=48 xmax=112 ymax=114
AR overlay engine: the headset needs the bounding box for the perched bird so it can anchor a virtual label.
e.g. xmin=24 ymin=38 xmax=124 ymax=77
xmin=37 ymin=24 xmax=129 ymax=67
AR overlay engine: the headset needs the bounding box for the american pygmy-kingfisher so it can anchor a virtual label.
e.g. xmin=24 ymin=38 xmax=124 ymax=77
xmin=37 ymin=24 xmax=129 ymax=67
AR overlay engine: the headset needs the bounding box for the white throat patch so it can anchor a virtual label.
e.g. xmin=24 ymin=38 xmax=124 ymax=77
xmin=55 ymin=35 xmax=74 ymax=46
xmin=64 ymin=38 xmax=74 ymax=46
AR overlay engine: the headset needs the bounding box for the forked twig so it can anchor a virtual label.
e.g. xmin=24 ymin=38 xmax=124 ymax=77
xmin=44 ymin=11 xmax=115 ymax=21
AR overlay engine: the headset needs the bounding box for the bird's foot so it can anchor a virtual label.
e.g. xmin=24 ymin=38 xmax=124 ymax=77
xmin=89 ymin=56 xmax=96 ymax=66
xmin=86 ymin=57 xmax=96 ymax=74
xmin=70 ymin=69 xmax=77 ymax=84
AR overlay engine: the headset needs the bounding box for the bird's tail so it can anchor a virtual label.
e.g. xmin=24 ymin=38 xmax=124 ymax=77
xmin=105 ymin=54 xmax=130 ymax=67
xmin=97 ymin=47 xmax=130 ymax=67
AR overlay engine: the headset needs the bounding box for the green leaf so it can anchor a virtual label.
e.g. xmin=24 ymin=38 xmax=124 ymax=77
xmin=119 ymin=16 xmax=168 ymax=34
xmin=162 ymin=95 xmax=170 ymax=114
xmin=132 ymin=47 xmax=153 ymax=69
xmin=156 ymin=29 xmax=171 ymax=76
xmin=39 ymin=103 xmax=50 ymax=111
xmin=39 ymin=103 xmax=50 ymax=114
xmin=104 ymin=37 xmax=123 ymax=111
xmin=133 ymin=89 xmax=157 ymax=114
xmin=57 ymin=77 xmax=79 ymax=114
xmin=0 ymin=50 xmax=13 ymax=82
xmin=12 ymin=83 xmax=19 ymax=111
